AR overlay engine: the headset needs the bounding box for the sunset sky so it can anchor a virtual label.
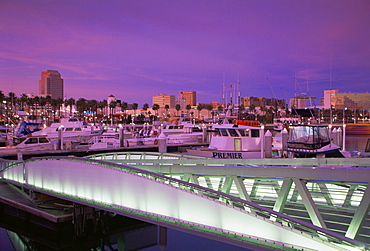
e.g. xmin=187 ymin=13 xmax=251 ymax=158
xmin=1 ymin=0 xmax=369 ymax=106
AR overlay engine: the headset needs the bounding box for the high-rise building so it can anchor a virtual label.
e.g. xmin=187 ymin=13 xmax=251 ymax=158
xmin=39 ymin=70 xmax=64 ymax=99
xmin=178 ymin=91 xmax=196 ymax=108
xmin=152 ymin=94 xmax=176 ymax=108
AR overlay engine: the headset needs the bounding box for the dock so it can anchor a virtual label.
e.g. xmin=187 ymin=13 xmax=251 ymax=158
xmin=0 ymin=142 xmax=208 ymax=160
xmin=0 ymin=181 xmax=73 ymax=224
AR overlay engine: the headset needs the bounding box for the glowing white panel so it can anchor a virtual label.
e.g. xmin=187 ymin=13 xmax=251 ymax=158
xmin=1 ymin=159 xmax=351 ymax=251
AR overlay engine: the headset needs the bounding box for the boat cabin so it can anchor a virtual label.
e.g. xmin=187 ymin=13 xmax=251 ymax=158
xmin=12 ymin=136 xmax=55 ymax=151
xmin=287 ymin=124 xmax=331 ymax=150
xmin=214 ymin=125 xmax=260 ymax=138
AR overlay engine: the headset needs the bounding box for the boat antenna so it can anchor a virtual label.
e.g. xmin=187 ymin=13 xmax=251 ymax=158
xmin=330 ymin=52 xmax=332 ymax=91
xmin=222 ymin=84 xmax=225 ymax=108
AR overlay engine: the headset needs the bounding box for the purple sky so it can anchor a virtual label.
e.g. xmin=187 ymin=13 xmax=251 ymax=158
xmin=1 ymin=0 xmax=369 ymax=107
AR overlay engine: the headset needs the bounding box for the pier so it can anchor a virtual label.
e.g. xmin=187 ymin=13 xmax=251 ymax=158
xmin=1 ymin=153 xmax=369 ymax=250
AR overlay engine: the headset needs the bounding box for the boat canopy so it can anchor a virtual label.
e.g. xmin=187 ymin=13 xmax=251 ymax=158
xmin=287 ymin=124 xmax=331 ymax=150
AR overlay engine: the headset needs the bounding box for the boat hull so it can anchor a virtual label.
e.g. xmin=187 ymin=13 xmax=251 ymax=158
xmin=186 ymin=148 xmax=262 ymax=159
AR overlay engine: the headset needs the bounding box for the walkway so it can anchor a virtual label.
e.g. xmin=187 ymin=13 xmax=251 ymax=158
xmin=0 ymin=155 xmax=368 ymax=250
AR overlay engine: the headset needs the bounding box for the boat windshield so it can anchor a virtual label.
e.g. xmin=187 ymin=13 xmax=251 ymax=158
xmin=288 ymin=125 xmax=330 ymax=149
xmin=229 ymin=129 xmax=238 ymax=137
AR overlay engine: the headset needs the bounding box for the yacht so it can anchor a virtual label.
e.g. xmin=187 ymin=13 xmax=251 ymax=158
xmin=89 ymin=126 xmax=203 ymax=150
xmin=0 ymin=136 xmax=55 ymax=154
xmin=287 ymin=124 xmax=345 ymax=157
xmin=186 ymin=123 xmax=281 ymax=159
xmin=32 ymin=117 xmax=104 ymax=143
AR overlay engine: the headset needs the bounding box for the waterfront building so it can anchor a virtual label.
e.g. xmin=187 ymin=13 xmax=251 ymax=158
xmin=289 ymin=97 xmax=307 ymax=109
xmin=178 ymin=91 xmax=196 ymax=108
xmin=39 ymin=70 xmax=64 ymax=99
xmin=152 ymin=94 xmax=176 ymax=108
xmin=323 ymin=90 xmax=370 ymax=110
xmin=242 ymin=97 xmax=286 ymax=109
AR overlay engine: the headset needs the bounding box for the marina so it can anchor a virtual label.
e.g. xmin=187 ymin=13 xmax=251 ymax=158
xmin=1 ymin=1 xmax=370 ymax=249
xmin=2 ymin=132 xmax=368 ymax=250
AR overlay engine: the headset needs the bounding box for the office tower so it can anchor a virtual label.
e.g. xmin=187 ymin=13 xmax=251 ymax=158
xmin=179 ymin=91 xmax=196 ymax=108
xmin=152 ymin=94 xmax=176 ymax=108
xmin=39 ymin=70 xmax=64 ymax=99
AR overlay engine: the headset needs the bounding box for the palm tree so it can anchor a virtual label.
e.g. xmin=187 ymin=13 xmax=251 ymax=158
xmin=39 ymin=96 xmax=47 ymax=122
xmin=65 ymin=98 xmax=76 ymax=116
xmin=249 ymin=104 xmax=256 ymax=114
xmin=19 ymin=93 xmax=28 ymax=111
xmin=121 ymin=102 xmax=128 ymax=114
xmin=196 ymin=104 xmax=204 ymax=118
xmin=152 ymin=104 xmax=160 ymax=116
xmin=142 ymin=103 xmax=149 ymax=111
xmin=76 ymin=98 xmax=86 ymax=115
xmin=98 ymin=100 xmax=107 ymax=118
xmin=175 ymin=104 xmax=181 ymax=116
xmin=164 ymin=104 xmax=169 ymax=117
xmin=109 ymin=101 xmax=117 ymax=125
xmin=206 ymin=104 xmax=213 ymax=119
xmin=132 ymin=103 xmax=138 ymax=115
xmin=186 ymin=104 xmax=191 ymax=116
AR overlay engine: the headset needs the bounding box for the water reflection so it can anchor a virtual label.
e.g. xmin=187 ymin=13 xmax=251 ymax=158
xmin=0 ymin=211 xmax=248 ymax=251
xmin=346 ymin=136 xmax=369 ymax=152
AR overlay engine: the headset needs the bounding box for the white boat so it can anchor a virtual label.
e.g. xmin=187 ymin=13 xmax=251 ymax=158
xmin=32 ymin=117 xmax=104 ymax=143
xmin=287 ymin=124 xmax=346 ymax=157
xmin=0 ymin=136 xmax=55 ymax=154
xmin=0 ymin=126 xmax=12 ymax=145
xmin=89 ymin=128 xmax=203 ymax=150
xmin=186 ymin=124 xmax=281 ymax=159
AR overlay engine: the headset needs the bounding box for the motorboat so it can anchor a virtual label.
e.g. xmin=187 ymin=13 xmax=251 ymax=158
xmin=0 ymin=126 xmax=13 ymax=146
xmin=89 ymin=127 xmax=203 ymax=150
xmin=0 ymin=136 xmax=55 ymax=154
xmin=32 ymin=117 xmax=104 ymax=143
xmin=287 ymin=124 xmax=345 ymax=157
xmin=186 ymin=123 xmax=281 ymax=159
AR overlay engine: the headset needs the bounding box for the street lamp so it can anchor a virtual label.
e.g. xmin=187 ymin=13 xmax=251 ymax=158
xmin=343 ymin=107 xmax=347 ymax=124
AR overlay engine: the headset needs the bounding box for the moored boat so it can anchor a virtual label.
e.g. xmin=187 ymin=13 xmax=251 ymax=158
xmin=186 ymin=123 xmax=281 ymax=159
xmin=32 ymin=117 xmax=104 ymax=143
xmin=287 ymin=124 xmax=346 ymax=157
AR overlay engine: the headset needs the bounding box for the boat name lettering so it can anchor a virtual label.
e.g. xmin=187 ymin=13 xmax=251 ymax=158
xmin=212 ymin=152 xmax=243 ymax=159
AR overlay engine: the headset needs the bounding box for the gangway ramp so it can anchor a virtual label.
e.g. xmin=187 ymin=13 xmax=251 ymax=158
xmin=87 ymin=152 xmax=370 ymax=249
xmin=1 ymin=156 xmax=366 ymax=250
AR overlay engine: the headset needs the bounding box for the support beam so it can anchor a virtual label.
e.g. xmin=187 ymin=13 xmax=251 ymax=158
xmin=273 ymin=178 xmax=293 ymax=213
xmin=232 ymin=176 xmax=251 ymax=201
xmin=318 ymin=183 xmax=334 ymax=206
xmin=250 ymin=179 xmax=259 ymax=198
xmin=290 ymin=187 xmax=299 ymax=202
xmin=189 ymin=174 xmax=199 ymax=186
xmin=181 ymin=174 xmax=190 ymax=183
xmin=342 ymin=184 xmax=358 ymax=208
xmin=293 ymin=178 xmax=327 ymax=229
xmin=204 ymin=177 xmax=214 ymax=190
xmin=270 ymin=180 xmax=281 ymax=195
xmin=221 ymin=176 xmax=233 ymax=194
xmin=346 ymin=184 xmax=370 ymax=239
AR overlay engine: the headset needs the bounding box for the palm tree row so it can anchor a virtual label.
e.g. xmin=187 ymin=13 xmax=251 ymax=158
xmin=0 ymin=91 xmax=157 ymax=122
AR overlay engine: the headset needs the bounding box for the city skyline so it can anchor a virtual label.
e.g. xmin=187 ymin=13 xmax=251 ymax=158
xmin=1 ymin=1 xmax=369 ymax=106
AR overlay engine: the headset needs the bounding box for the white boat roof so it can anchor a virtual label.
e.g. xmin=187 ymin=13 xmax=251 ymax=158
xmin=212 ymin=123 xmax=260 ymax=130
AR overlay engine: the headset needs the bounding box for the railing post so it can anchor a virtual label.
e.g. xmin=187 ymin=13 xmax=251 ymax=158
xmin=158 ymin=132 xmax=167 ymax=153
xmin=264 ymin=130 xmax=272 ymax=158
